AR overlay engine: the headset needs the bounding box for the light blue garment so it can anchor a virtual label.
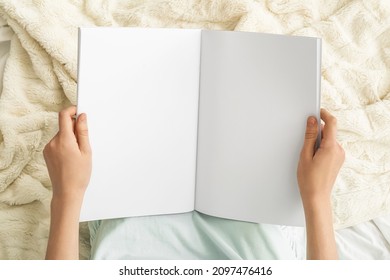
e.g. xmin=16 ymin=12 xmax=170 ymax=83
xmin=89 ymin=211 xmax=305 ymax=259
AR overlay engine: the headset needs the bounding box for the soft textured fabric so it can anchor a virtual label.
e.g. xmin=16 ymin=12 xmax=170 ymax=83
xmin=0 ymin=0 xmax=389 ymax=259
xmin=88 ymin=212 xmax=305 ymax=260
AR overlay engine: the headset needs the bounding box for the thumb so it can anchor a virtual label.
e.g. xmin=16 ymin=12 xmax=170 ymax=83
xmin=301 ymin=116 xmax=318 ymax=161
xmin=76 ymin=113 xmax=91 ymax=154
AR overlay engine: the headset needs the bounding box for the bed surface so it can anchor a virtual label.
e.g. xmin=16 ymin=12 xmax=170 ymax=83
xmin=0 ymin=1 xmax=389 ymax=259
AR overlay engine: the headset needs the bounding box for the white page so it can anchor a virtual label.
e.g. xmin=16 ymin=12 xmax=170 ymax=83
xmin=77 ymin=28 xmax=201 ymax=221
xmin=195 ymin=30 xmax=321 ymax=226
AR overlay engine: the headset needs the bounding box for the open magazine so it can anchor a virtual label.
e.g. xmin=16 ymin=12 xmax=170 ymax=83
xmin=77 ymin=27 xmax=321 ymax=226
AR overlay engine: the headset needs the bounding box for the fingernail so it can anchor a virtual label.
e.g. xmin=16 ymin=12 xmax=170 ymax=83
xmin=308 ymin=117 xmax=316 ymax=126
xmin=80 ymin=114 xmax=87 ymax=122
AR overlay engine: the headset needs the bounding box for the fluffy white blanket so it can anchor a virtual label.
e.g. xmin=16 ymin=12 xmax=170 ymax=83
xmin=0 ymin=0 xmax=389 ymax=259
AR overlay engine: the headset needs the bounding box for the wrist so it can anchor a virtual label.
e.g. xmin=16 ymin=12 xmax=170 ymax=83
xmin=51 ymin=191 xmax=85 ymax=212
xmin=301 ymin=195 xmax=332 ymax=212
xmin=52 ymin=185 xmax=85 ymax=202
xmin=300 ymin=189 xmax=331 ymax=204
xmin=301 ymin=193 xmax=331 ymax=207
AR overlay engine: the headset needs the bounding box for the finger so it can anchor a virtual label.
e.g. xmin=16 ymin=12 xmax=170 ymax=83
xmin=76 ymin=113 xmax=91 ymax=154
xmin=58 ymin=106 xmax=77 ymax=136
xmin=301 ymin=116 xmax=318 ymax=161
xmin=320 ymin=108 xmax=338 ymax=142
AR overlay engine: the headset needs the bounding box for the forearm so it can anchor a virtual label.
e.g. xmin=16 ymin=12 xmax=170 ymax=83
xmin=303 ymin=198 xmax=338 ymax=260
xmin=43 ymin=107 xmax=91 ymax=259
xmin=45 ymin=196 xmax=83 ymax=260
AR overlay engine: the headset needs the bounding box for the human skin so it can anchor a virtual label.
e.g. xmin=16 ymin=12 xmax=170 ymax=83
xmin=43 ymin=105 xmax=92 ymax=260
xmin=297 ymin=108 xmax=345 ymax=259
xmin=43 ymin=106 xmax=344 ymax=260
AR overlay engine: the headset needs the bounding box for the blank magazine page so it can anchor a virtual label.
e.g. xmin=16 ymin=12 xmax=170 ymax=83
xmin=195 ymin=30 xmax=321 ymax=226
xmin=77 ymin=28 xmax=201 ymax=221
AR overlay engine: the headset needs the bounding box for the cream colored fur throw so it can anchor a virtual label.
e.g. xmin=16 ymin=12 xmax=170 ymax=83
xmin=0 ymin=0 xmax=389 ymax=259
